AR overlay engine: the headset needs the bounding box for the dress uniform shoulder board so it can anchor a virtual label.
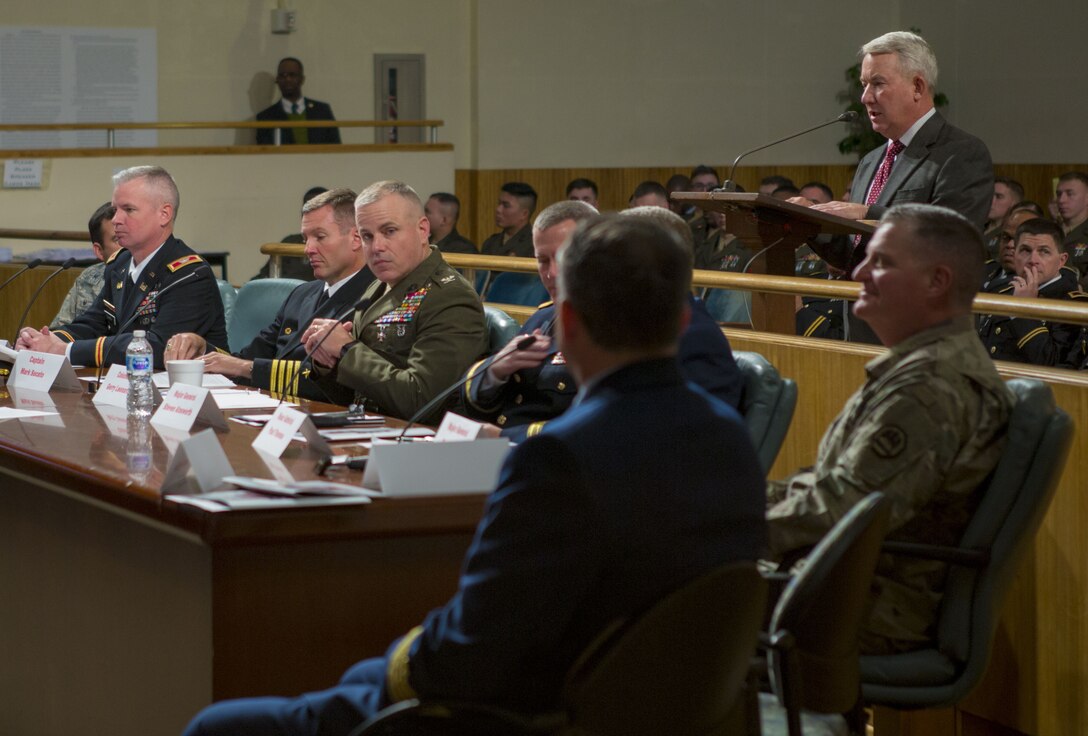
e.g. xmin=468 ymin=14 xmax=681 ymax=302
xmin=105 ymin=249 xmax=122 ymax=264
xmin=166 ymin=254 xmax=204 ymax=272
xmin=1068 ymin=289 xmax=1088 ymax=299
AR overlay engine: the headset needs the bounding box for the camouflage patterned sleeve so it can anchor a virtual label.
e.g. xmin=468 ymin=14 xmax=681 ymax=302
xmin=766 ymin=380 xmax=969 ymax=557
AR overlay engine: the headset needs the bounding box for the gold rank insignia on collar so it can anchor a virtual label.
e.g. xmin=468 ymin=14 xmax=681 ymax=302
xmin=167 ymin=254 xmax=202 ymax=272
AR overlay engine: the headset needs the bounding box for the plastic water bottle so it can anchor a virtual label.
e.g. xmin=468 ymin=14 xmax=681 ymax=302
xmin=126 ymin=330 xmax=155 ymax=417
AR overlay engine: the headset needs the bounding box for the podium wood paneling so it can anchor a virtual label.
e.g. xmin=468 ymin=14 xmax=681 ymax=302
xmin=0 ymin=263 xmax=84 ymax=339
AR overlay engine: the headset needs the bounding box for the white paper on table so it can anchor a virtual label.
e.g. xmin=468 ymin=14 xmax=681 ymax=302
xmin=152 ymin=372 xmax=236 ymax=389
xmin=0 ymin=407 xmax=57 ymax=421
xmin=310 ymin=427 xmax=434 ymax=443
xmin=212 ymin=390 xmax=296 ymax=410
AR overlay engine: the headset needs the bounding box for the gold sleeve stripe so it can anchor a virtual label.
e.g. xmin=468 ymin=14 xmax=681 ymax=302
xmin=526 ymin=421 xmax=546 ymax=437
xmin=463 ymin=358 xmax=490 ymax=410
xmin=216 ymin=347 xmax=230 ymax=355
xmin=1017 ymin=326 xmax=1048 ymax=349
xmin=385 ymin=626 xmax=423 ymax=703
xmin=802 ymin=315 xmax=826 ymax=338
xmin=94 ymin=337 xmax=106 ymax=366
xmin=54 ymin=330 xmax=74 ymax=343
xmin=271 ymin=359 xmax=302 ymax=398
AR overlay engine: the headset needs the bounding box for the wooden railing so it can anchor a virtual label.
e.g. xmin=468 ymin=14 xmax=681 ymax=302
xmin=0 ymin=118 xmax=444 ymax=149
xmin=259 ymin=244 xmax=1088 ymax=326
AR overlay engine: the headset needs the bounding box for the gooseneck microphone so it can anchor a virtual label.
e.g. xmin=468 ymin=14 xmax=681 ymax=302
xmin=0 ymin=258 xmax=44 ymax=293
xmin=395 ymin=333 xmax=539 ymax=442
xmin=273 ymin=292 xmax=375 ymax=411
xmin=718 ymin=111 xmax=859 ymax=192
xmin=12 ymin=258 xmax=77 ymax=344
xmin=92 ymin=266 xmax=208 ymax=387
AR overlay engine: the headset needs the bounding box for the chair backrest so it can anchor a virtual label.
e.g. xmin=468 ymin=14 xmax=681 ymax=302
xmin=216 ymin=279 xmax=238 ymax=327
xmin=227 ymin=278 xmax=305 ymax=353
xmin=769 ymin=493 xmax=891 ymax=716
xmin=562 ymin=562 xmax=767 ymax=736
xmin=483 ymin=306 xmax=519 ymax=353
xmin=934 ymin=379 xmax=1072 ymax=677
xmin=734 ymin=351 xmax=798 ymax=474
xmin=703 ymin=288 xmax=751 ymax=324
xmin=484 ymin=272 xmax=549 ymax=307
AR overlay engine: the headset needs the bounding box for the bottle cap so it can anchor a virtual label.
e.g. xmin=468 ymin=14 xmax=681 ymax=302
xmin=133 ymin=330 xmax=146 ymax=337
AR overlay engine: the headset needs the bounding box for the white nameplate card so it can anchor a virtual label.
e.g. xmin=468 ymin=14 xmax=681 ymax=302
xmin=251 ymin=405 xmax=331 ymax=457
xmin=434 ymin=412 xmax=485 ymax=441
xmin=151 ymin=383 xmax=227 ymax=432
xmin=161 ymin=428 xmax=235 ymax=494
xmin=6 ymin=350 xmax=81 ymax=392
xmin=362 ymin=437 xmax=510 ymax=497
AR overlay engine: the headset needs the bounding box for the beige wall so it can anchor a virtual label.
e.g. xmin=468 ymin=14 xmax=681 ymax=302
xmin=1 ymin=151 xmax=454 ymax=281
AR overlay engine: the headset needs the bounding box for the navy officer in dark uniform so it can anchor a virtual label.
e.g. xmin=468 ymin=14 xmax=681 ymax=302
xmin=164 ymin=189 xmax=375 ymax=401
xmin=16 ymin=165 xmax=226 ymax=370
xmin=462 ymin=201 xmax=743 ymax=441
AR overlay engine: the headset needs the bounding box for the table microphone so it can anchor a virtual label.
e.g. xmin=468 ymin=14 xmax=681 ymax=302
xmin=92 ymin=265 xmax=208 ymax=388
xmin=718 ymin=111 xmax=859 ymax=192
xmin=395 ymin=333 xmax=539 ymax=442
xmin=12 ymin=258 xmax=77 ymax=344
xmin=271 ymin=292 xmax=375 ymax=411
xmin=0 ymin=258 xmax=43 ymax=293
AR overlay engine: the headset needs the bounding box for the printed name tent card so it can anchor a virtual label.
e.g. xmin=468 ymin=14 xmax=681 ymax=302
xmin=251 ymin=405 xmax=331 ymax=458
xmin=92 ymin=363 xmax=163 ymax=409
xmin=160 ymin=428 xmax=235 ymax=494
xmin=362 ymin=437 xmax=511 ymax=497
xmin=151 ymin=383 xmax=227 ymax=432
xmin=7 ymin=350 xmax=81 ymax=392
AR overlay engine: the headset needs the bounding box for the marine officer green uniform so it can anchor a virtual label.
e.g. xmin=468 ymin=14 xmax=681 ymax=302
xmin=320 ymin=247 xmax=487 ymax=421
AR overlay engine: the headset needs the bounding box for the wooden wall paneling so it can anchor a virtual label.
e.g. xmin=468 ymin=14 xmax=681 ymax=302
xmin=0 ymin=264 xmax=84 ymax=340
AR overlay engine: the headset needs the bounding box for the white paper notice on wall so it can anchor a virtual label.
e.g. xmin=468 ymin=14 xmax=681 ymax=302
xmin=3 ymin=160 xmax=43 ymax=189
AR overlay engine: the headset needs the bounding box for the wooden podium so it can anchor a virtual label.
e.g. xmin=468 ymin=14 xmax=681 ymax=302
xmin=672 ymin=192 xmax=875 ymax=334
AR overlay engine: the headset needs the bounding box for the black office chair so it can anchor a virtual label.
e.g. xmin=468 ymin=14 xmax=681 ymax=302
xmin=482 ymin=305 xmax=519 ymax=353
xmin=858 ymin=378 xmax=1072 ymax=711
xmin=734 ymin=351 xmax=798 ymax=474
xmin=353 ymin=561 xmax=768 ymax=736
xmin=758 ymin=492 xmax=891 ymax=736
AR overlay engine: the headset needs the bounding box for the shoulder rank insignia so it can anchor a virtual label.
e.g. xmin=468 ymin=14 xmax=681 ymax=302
xmin=105 ymin=249 xmax=121 ymax=264
xmin=167 ymin=254 xmax=203 ymax=272
xmin=439 ymin=274 xmax=456 ymax=284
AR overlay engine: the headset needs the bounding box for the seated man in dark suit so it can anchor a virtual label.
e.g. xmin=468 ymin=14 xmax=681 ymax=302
xmin=256 ymin=57 xmax=341 ymax=145
xmin=164 ymin=189 xmax=375 ymax=401
xmin=16 ymin=165 xmax=226 ymax=370
xmin=183 ymin=213 xmax=767 ymax=736
xmin=463 ymin=201 xmax=744 ymax=441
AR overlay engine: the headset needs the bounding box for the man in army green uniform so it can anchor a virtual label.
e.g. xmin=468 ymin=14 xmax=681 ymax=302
xmin=978 ymin=217 xmax=1088 ymax=367
xmin=767 ymin=203 xmax=1013 ymax=655
xmin=1056 ymin=171 xmax=1088 ymax=285
xmin=479 ymin=182 xmax=536 ymax=258
xmin=303 ymin=180 xmax=487 ymax=421
xmin=425 ymin=192 xmax=477 ymax=255
xmin=51 ymin=202 xmax=121 ymax=327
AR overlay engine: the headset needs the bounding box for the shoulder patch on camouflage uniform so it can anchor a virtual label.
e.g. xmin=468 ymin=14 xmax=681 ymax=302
xmin=871 ymin=425 xmax=907 ymax=459
xmin=166 ymin=254 xmax=203 ymax=272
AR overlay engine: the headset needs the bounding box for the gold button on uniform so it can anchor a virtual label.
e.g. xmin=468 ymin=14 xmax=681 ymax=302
xmin=284 ymin=327 xmax=293 ymax=335
xmin=990 ymin=346 xmax=996 ymax=354
xmin=995 ymin=327 xmax=1001 ymax=335
xmin=497 ymin=415 xmax=507 ymax=426
xmin=514 ymin=395 xmax=523 ymax=405
xmin=557 ymin=382 xmax=567 ymax=391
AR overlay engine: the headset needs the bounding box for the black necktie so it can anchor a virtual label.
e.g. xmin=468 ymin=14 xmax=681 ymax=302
xmin=314 ymin=288 xmax=330 ymax=314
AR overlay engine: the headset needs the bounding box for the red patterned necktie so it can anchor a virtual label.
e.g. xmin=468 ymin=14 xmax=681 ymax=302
xmin=866 ymin=139 xmax=906 ymax=206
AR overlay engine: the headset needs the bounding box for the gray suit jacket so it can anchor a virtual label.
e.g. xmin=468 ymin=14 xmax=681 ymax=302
xmin=852 ymin=111 xmax=993 ymax=227
xmin=818 ymin=111 xmax=993 ymax=274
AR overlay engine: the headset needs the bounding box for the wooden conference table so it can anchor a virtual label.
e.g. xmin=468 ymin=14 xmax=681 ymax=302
xmin=0 ymin=382 xmax=486 ymax=736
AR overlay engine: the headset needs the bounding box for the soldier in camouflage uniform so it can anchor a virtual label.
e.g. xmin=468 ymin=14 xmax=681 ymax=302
xmin=51 ymin=202 xmax=120 ymax=327
xmin=1057 ymin=172 xmax=1088 ymax=286
xmin=767 ymin=204 xmax=1013 ymax=655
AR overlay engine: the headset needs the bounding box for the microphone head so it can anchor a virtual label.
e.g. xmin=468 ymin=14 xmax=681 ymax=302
xmin=840 ymin=110 xmax=860 ymax=123
xmin=60 ymin=257 xmax=77 ymax=269
xmin=25 ymin=258 xmax=43 ymax=269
